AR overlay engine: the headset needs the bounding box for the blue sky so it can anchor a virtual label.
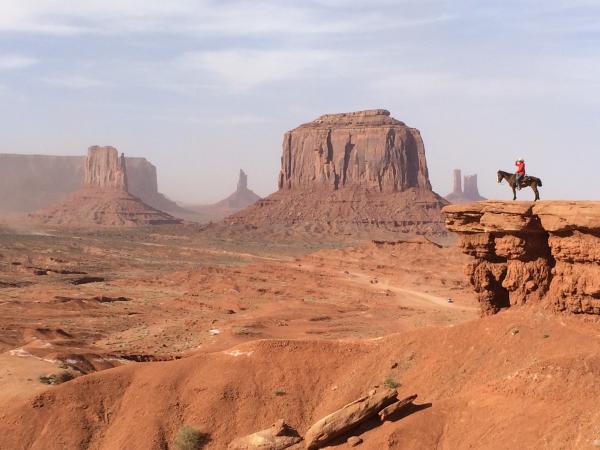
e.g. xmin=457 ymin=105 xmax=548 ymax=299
xmin=1 ymin=0 xmax=599 ymax=203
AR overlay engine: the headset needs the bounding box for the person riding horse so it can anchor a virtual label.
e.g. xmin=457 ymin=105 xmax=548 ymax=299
xmin=515 ymin=158 xmax=525 ymax=190
xmin=497 ymin=161 xmax=542 ymax=201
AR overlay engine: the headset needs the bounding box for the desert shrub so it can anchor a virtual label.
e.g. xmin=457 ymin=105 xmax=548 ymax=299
xmin=273 ymin=388 xmax=286 ymax=396
xmin=38 ymin=371 xmax=75 ymax=385
xmin=173 ymin=425 xmax=207 ymax=450
xmin=384 ymin=377 xmax=400 ymax=389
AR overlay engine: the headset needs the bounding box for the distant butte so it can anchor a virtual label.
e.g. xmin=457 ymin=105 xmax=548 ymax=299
xmin=186 ymin=169 xmax=261 ymax=221
xmin=445 ymin=169 xmax=486 ymax=204
xmin=30 ymin=146 xmax=181 ymax=226
xmin=228 ymin=109 xmax=447 ymax=234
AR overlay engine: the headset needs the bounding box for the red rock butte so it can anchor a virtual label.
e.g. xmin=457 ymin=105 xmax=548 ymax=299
xmin=444 ymin=200 xmax=600 ymax=315
xmin=228 ymin=109 xmax=447 ymax=234
xmin=30 ymin=146 xmax=181 ymax=227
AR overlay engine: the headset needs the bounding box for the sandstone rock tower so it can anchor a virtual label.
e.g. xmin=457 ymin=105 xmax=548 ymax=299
xmin=84 ymin=146 xmax=128 ymax=191
xmin=187 ymin=169 xmax=261 ymax=221
xmin=452 ymin=169 xmax=462 ymax=195
xmin=237 ymin=169 xmax=248 ymax=192
xmin=30 ymin=146 xmax=181 ymax=226
xmin=228 ymin=109 xmax=447 ymax=235
xmin=463 ymin=174 xmax=483 ymax=199
xmin=445 ymin=169 xmax=486 ymax=203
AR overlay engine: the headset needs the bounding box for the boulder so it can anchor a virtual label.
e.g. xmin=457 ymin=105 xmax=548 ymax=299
xmin=228 ymin=420 xmax=301 ymax=450
xmin=304 ymin=388 xmax=397 ymax=449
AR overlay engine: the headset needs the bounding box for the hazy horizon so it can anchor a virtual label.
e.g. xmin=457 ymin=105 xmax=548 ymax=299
xmin=2 ymin=0 xmax=599 ymax=203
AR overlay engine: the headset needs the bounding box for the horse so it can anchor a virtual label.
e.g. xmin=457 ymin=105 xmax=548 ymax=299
xmin=497 ymin=170 xmax=543 ymax=201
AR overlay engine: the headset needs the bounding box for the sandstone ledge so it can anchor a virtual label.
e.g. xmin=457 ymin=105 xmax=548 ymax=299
xmin=443 ymin=201 xmax=600 ymax=315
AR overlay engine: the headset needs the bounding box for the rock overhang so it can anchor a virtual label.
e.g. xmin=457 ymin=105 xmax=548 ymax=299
xmin=443 ymin=200 xmax=600 ymax=315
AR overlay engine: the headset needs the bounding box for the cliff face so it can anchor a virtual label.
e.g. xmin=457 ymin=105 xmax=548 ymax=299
xmin=30 ymin=147 xmax=180 ymax=226
xmin=0 ymin=153 xmax=182 ymax=214
xmin=84 ymin=146 xmax=128 ymax=190
xmin=444 ymin=201 xmax=600 ymax=315
xmin=229 ymin=110 xmax=446 ymax=235
xmin=278 ymin=109 xmax=431 ymax=192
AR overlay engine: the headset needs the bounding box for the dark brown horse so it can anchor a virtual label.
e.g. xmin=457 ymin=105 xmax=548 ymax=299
xmin=497 ymin=170 xmax=542 ymax=201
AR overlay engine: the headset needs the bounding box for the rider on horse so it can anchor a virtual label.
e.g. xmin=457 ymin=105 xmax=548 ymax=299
xmin=515 ymin=158 xmax=525 ymax=190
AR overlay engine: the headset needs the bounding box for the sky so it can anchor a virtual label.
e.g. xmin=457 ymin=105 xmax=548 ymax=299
xmin=1 ymin=0 xmax=599 ymax=203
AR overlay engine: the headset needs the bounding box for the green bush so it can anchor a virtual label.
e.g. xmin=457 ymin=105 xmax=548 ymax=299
xmin=173 ymin=425 xmax=206 ymax=450
xmin=38 ymin=371 xmax=75 ymax=385
xmin=384 ymin=377 xmax=400 ymax=389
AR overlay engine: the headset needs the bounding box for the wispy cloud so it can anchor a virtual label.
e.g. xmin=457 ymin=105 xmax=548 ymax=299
xmin=0 ymin=0 xmax=457 ymax=36
xmin=177 ymin=49 xmax=336 ymax=90
xmin=0 ymin=54 xmax=37 ymax=70
xmin=43 ymin=75 xmax=108 ymax=89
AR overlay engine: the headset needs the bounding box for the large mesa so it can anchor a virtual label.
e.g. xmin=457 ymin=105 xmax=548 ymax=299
xmin=444 ymin=201 xmax=600 ymax=315
xmin=30 ymin=146 xmax=181 ymax=226
xmin=278 ymin=109 xmax=431 ymax=192
xmin=228 ymin=109 xmax=447 ymax=235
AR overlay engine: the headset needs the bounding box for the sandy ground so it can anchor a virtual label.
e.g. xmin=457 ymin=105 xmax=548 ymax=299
xmin=1 ymin=223 xmax=598 ymax=449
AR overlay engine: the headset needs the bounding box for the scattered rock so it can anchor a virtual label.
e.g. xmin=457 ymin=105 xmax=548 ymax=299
xmin=347 ymin=436 xmax=363 ymax=447
xmin=70 ymin=276 xmax=105 ymax=285
xmin=304 ymin=388 xmax=397 ymax=450
xmin=228 ymin=419 xmax=301 ymax=450
xmin=378 ymin=394 xmax=418 ymax=421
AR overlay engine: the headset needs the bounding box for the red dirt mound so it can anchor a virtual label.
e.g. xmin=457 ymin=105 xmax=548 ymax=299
xmin=1 ymin=309 xmax=598 ymax=449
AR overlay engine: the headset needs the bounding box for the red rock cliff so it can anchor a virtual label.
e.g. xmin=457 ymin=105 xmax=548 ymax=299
xmin=444 ymin=201 xmax=600 ymax=315
xmin=84 ymin=146 xmax=128 ymax=190
xmin=278 ymin=109 xmax=431 ymax=192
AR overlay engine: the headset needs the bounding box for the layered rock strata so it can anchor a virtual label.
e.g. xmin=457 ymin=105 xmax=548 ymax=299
xmin=278 ymin=109 xmax=431 ymax=192
xmin=30 ymin=146 xmax=181 ymax=226
xmin=444 ymin=201 xmax=600 ymax=315
xmin=229 ymin=110 xmax=447 ymax=234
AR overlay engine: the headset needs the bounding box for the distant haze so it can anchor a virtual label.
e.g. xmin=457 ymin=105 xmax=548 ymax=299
xmin=1 ymin=1 xmax=599 ymax=203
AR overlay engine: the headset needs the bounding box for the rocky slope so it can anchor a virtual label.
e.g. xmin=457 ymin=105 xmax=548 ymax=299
xmin=1 ymin=310 xmax=599 ymax=449
xmin=0 ymin=153 xmax=183 ymax=214
xmin=30 ymin=147 xmax=181 ymax=226
xmin=228 ymin=110 xmax=447 ymax=234
xmin=444 ymin=200 xmax=600 ymax=315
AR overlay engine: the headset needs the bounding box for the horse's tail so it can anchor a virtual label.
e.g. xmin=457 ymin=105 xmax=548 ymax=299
xmin=537 ymin=177 xmax=543 ymax=187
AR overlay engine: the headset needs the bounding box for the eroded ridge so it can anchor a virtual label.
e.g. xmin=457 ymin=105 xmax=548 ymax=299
xmin=444 ymin=201 xmax=600 ymax=315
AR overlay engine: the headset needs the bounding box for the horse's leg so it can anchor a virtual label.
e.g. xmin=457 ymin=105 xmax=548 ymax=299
xmin=532 ymin=184 xmax=540 ymax=201
xmin=512 ymin=186 xmax=516 ymax=201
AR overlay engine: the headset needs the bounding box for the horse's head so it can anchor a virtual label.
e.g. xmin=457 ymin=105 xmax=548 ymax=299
xmin=497 ymin=170 xmax=503 ymax=183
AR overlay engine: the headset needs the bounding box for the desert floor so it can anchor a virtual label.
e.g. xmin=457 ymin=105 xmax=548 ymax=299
xmin=1 ymin=223 xmax=598 ymax=449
